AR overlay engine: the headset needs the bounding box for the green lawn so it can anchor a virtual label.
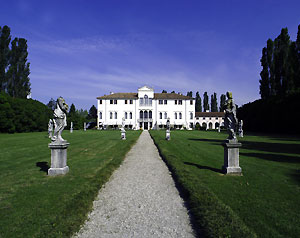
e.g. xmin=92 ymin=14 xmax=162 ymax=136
xmin=0 ymin=130 xmax=140 ymax=238
xmin=150 ymin=130 xmax=300 ymax=238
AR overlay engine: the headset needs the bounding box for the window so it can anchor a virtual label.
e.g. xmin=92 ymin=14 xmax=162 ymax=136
xmin=190 ymin=112 xmax=193 ymax=120
xmin=144 ymin=95 xmax=148 ymax=105
xmin=125 ymin=100 xmax=127 ymax=104
xmin=175 ymin=112 xmax=177 ymax=119
xmin=203 ymin=117 xmax=205 ymax=120
xmin=149 ymin=111 xmax=152 ymax=119
xmin=144 ymin=111 xmax=148 ymax=119
xmin=110 ymin=112 xmax=113 ymax=119
xmin=164 ymin=100 xmax=167 ymax=104
xmin=99 ymin=112 xmax=102 ymax=119
xmin=100 ymin=100 xmax=102 ymax=104
xmin=115 ymin=112 xmax=117 ymax=119
xmin=190 ymin=100 xmax=193 ymax=105
xmin=140 ymin=111 xmax=143 ymax=119
xmin=130 ymin=112 xmax=132 ymax=119
xmin=179 ymin=100 xmax=182 ymax=105
xmin=164 ymin=112 xmax=167 ymax=119
xmin=216 ymin=117 xmax=218 ymax=120
xmin=159 ymin=112 xmax=162 ymax=119
xmin=110 ymin=100 xmax=113 ymax=104
xmin=149 ymin=98 xmax=152 ymax=106
xmin=130 ymin=99 xmax=133 ymax=104
xmin=140 ymin=98 xmax=143 ymax=105
xmin=125 ymin=112 xmax=128 ymax=119
xmin=179 ymin=112 xmax=182 ymax=119
xmin=175 ymin=100 xmax=177 ymax=105
xmin=114 ymin=99 xmax=117 ymax=104
xmin=159 ymin=100 xmax=163 ymax=104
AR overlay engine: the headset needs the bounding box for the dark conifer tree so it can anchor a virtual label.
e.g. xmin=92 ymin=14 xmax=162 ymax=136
xmin=203 ymin=92 xmax=209 ymax=112
xmin=88 ymin=105 xmax=97 ymax=121
xmin=6 ymin=38 xmax=30 ymax=98
xmin=195 ymin=91 xmax=202 ymax=112
xmin=259 ymin=47 xmax=270 ymax=99
xmin=162 ymin=90 xmax=167 ymax=93
xmin=210 ymin=93 xmax=218 ymax=112
xmin=266 ymin=39 xmax=275 ymax=95
xmin=295 ymin=24 xmax=300 ymax=90
xmin=186 ymin=91 xmax=193 ymax=97
xmin=219 ymin=94 xmax=226 ymax=111
xmin=0 ymin=26 xmax=11 ymax=92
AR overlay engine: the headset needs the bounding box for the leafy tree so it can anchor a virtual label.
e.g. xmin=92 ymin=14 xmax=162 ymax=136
xmin=266 ymin=39 xmax=275 ymax=95
xmin=0 ymin=26 xmax=11 ymax=92
xmin=186 ymin=91 xmax=193 ymax=97
xmin=203 ymin=92 xmax=209 ymax=112
xmin=88 ymin=105 xmax=97 ymax=121
xmin=162 ymin=90 xmax=167 ymax=93
xmin=211 ymin=93 xmax=218 ymax=112
xmin=6 ymin=38 xmax=30 ymax=98
xmin=47 ymin=98 xmax=56 ymax=111
xmin=195 ymin=91 xmax=202 ymax=112
xmin=219 ymin=94 xmax=226 ymax=111
xmin=295 ymin=24 xmax=300 ymax=90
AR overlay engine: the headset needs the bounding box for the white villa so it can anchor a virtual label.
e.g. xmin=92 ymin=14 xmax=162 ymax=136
xmin=97 ymin=86 xmax=195 ymax=130
xmin=194 ymin=112 xmax=225 ymax=130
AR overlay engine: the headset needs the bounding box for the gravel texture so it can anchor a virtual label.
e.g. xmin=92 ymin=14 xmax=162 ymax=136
xmin=74 ymin=130 xmax=195 ymax=238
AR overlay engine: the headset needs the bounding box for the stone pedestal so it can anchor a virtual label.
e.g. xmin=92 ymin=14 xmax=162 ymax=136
xmin=222 ymin=140 xmax=242 ymax=175
xmin=121 ymin=130 xmax=126 ymax=140
xmin=166 ymin=130 xmax=170 ymax=140
xmin=48 ymin=142 xmax=70 ymax=176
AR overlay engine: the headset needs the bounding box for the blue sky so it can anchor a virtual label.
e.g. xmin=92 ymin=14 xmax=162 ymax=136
xmin=1 ymin=0 xmax=300 ymax=110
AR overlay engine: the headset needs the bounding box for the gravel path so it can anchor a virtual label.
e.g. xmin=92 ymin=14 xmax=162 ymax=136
xmin=74 ymin=130 xmax=195 ymax=238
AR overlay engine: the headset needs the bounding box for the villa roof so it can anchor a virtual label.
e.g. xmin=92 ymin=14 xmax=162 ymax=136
xmin=97 ymin=93 xmax=138 ymax=99
xmin=195 ymin=112 xmax=225 ymax=117
xmin=97 ymin=92 xmax=194 ymax=100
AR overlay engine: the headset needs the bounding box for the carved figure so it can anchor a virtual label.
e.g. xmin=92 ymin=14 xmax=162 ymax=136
xmin=122 ymin=117 xmax=126 ymax=130
xmin=51 ymin=97 xmax=69 ymax=142
xmin=223 ymin=92 xmax=238 ymax=140
xmin=166 ymin=118 xmax=170 ymax=130
xmin=48 ymin=119 xmax=53 ymax=138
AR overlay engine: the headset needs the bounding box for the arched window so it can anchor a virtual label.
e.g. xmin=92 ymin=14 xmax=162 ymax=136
xmin=190 ymin=112 xmax=193 ymax=120
xmin=99 ymin=112 xmax=102 ymax=119
xmin=159 ymin=112 xmax=162 ymax=119
xmin=164 ymin=112 xmax=167 ymax=119
xmin=140 ymin=111 xmax=143 ymax=119
xmin=174 ymin=112 xmax=177 ymax=119
xmin=179 ymin=112 xmax=182 ymax=119
xmin=115 ymin=112 xmax=117 ymax=119
xmin=144 ymin=111 xmax=148 ymax=119
xmin=209 ymin=122 xmax=213 ymax=129
xmin=130 ymin=112 xmax=132 ymax=119
xmin=110 ymin=112 xmax=112 ymax=119
xmin=125 ymin=112 xmax=128 ymax=119
xmin=149 ymin=111 xmax=152 ymax=119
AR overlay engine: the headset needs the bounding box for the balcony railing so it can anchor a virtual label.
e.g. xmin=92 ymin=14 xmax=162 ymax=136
xmin=137 ymin=118 xmax=153 ymax=122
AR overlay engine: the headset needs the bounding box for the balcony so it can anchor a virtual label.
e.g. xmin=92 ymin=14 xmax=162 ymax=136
xmin=137 ymin=118 xmax=153 ymax=122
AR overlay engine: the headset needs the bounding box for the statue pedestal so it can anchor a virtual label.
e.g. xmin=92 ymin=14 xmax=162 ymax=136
xmin=166 ymin=130 xmax=170 ymax=140
xmin=222 ymin=140 xmax=242 ymax=175
xmin=48 ymin=141 xmax=70 ymax=176
xmin=121 ymin=130 xmax=126 ymax=140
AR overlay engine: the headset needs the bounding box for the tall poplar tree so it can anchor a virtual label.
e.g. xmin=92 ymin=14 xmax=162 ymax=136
xmin=6 ymin=38 xmax=30 ymax=98
xmin=219 ymin=94 xmax=226 ymax=111
xmin=186 ymin=91 xmax=193 ymax=97
xmin=266 ymin=39 xmax=275 ymax=96
xmin=295 ymin=24 xmax=300 ymax=90
xmin=195 ymin=91 xmax=202 ymax=112
xmin=210 ymin=93 xmax=218 ymax=112
xmin=259 ymin=47 xmax=270 ymax=99
xmin=0 ymin=25 xmax=11 ymax=92
xmin=203 ymin=92 xmax=209 ymax=112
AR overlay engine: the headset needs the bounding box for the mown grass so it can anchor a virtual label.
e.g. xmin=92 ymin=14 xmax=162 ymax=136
xmin=150 ymin=130 xmax=300 ymax=238
xmin=0 ymin=130 xmax=140 ymax=238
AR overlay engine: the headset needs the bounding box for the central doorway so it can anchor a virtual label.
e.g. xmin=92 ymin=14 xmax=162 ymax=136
xmin=144 ymin=122 xmax=148 ymax=130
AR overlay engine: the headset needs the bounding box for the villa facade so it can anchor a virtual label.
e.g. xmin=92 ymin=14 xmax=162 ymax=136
xmin=194 ymin=112 xmax=225 ymax=130
xmin=96 ymin=86 xmax=195 ymax=130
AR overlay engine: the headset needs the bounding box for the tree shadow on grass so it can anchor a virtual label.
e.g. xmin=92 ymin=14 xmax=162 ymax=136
xmin=36 ymin=162 xmax=49 ymax=174
xmin=241 ymin=141 xmax=300 ymax=155
xmin=188 ymin=138 xmax=224 ymax=146
xmin=289 ymin=169 xmax=300 ymax=185
xmin=184 ymin=162 xmax=223 ymax=174
xmin=240 ymin=152 xmax=300 ymax=164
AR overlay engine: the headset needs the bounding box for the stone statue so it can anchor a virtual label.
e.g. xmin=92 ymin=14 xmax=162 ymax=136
xmin=122 ymin=117 xmax=126 ymax=130
xmin=48 ymin=119 xmax=53 ymax=138
xmin=51 ymin=97 xmax=69 ymax=143
xmin=238 ymin=120 xmax=244 ymax=137
xmin=166 ymin=118 xmax=170 ymax=131
xmin=121 ymin=117 xmax=126 ymax=140
xmin=223 ymin=92 xmax=238 ymax=141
